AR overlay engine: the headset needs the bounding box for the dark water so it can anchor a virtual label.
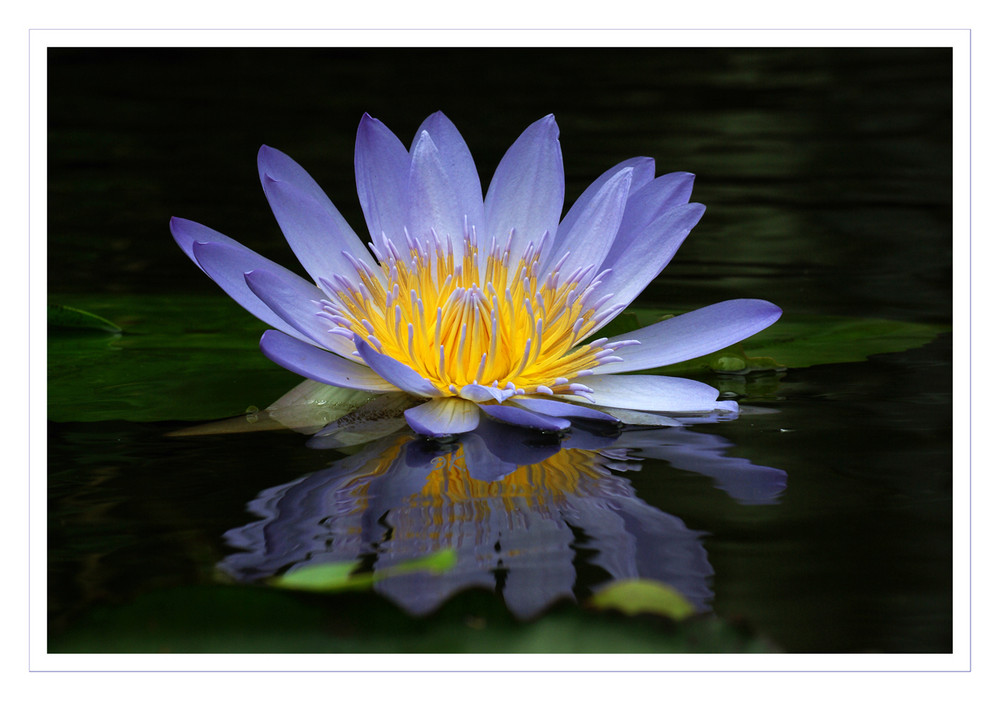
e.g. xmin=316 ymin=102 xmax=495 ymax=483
xmin=46 ymin=47 xmax=953 ymax=654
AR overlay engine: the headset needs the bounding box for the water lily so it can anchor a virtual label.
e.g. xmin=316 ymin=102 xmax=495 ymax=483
xmin=171 ymin=112 xmax=781 ymax=437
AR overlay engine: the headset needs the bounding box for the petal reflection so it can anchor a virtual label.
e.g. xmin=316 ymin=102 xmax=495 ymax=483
xmin=219 ymin=422 xmax=785 ymax=619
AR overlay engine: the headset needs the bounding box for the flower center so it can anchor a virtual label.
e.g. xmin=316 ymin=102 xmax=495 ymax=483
xmin=317 ymin=227 xmax=627 ymax=399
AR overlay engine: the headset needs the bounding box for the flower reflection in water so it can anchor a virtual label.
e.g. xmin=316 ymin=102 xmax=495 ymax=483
xmin=219 ymin=420 xmax=786 ymax=620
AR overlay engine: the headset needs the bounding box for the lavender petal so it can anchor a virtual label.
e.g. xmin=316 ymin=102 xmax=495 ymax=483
xmin=354 ymin=336 xmax=442 ymax=398
xmin=594 ymin=299 xmax=783 ymax=374
xmin=403 ymin=397 xmax=480 ymax=437
xmin=484 ymin=114 xmax=564 ymax=262
xmin=257 ymin=145 xmax=376 ymax=285
xmin=260 ymin=330 xmax=397 ymax=391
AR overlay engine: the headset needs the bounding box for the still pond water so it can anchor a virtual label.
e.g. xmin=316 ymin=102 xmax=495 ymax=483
xmin=46 ymin=47 xmax=953 ymax=654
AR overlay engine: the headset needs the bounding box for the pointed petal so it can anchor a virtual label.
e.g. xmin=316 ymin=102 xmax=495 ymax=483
xmin=541 ymin=167 xmax=633 ymax=281
xmin=259 ymin=330 xmax=397 ymax=391
xmin=257 ymin=145 xmax=375 ymax=284
xmin=478 ymin=402 xmax=571 ymax=432
xmin=568 ymin=375 xmax=723 ymax=412
xmin=404 ymin=397 xmax=480 ymax=437
xmin=549 ymin=156 xmax=654 ymax=261
xmin=507 ymin=396 xmax=619 ymax=423
xmin=485 ymin=114 xmax=564 ymax=261
xmin=353 ymin=336 xmax=442 ymax=398
xmin=354 ymin=113 xmax=410 ymax=253
xmin=616 ymin=171 xmax=696 ymax=243
xmin=188 ymin=239 xmax=317 ymax=345
xmin=406 ymin=130 xmax=466 ymax=245
xmin=594 ymin=299 xmax=783 ymax=374
xmin=170 ymin=216 xmax=246 ymax=271
xmin=244 ymin=268 xmax=356 ymax=358
xmin=412 ymin=112 xmax=485 ymax=239
xmin=592 ymin=202 xmax=705 ymax=320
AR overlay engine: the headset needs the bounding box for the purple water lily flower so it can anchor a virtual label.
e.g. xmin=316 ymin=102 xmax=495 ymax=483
xmin=172 ymin=112 xmax=781 ymax=437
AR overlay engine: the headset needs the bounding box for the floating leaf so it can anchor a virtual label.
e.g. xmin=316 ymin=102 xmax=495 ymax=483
xmin=735 ymin=314 xmax=949 ymax=369
xmin=594 ymin=308 xmax=947 ymax=376
xmin=47 ymin=294 xmax=290 ymax=423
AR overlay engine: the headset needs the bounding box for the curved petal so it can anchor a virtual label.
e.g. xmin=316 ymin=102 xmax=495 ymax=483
xmin=616 ymin=171 xmax=696 ymax=245
xmin=478 ymin=403 xmax=571 ymax=432
xmin=406 ymin=131 xmax=466 ymax=246
xmin=259 ymin=330 xmax=398 ymax=391
xmin=507 ymin=396 xmax=619 ymax=423
xmin=244 ymin=269 xmax=357 ymax=358
xmin=353 ymin=336 xmax=442 ymax=398
xmin=568 ymin=375 xmax=723 ymax=412
xmin=412 ymin=112 xmax=485 ymax=240
xmin=171 ymin=216 xmax=247 ymax=271
xmin=354 ymin=113 xmax=410 ymax=254
xmin=484 ymin=114 xmax=564 ymax=262
xmin=257 ymin=145 xmax=375 ymax=284
xmin=540 ymin=167 xmax=633 ymax=282
xmin=188 ymin=240 xmax=316 ymax=345
xmin=590 ymin=202 xmax=706 ymax=323
xmin=547 ymin=156 xmax=654 ymax=262
xmin=594 ymin=299 xmax=783 ymax=374
xmin=403 ymin=397 xmax=480 ymax=437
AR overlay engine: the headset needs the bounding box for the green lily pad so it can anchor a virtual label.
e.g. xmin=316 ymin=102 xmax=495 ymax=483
xmin=48 ymin=294 xmax=292 ymax=423
xmin=602 ymin=309 xmax=948 ymax=375
xmin=47 ymin=294 xmax=949 ymax=424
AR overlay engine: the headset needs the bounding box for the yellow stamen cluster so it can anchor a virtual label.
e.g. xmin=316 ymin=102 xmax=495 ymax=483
xmin=319 ymin=230 xmax=620 ymax=399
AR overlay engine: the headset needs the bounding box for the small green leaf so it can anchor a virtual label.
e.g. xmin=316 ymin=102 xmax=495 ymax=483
xmin=272 ymin=549 xmax=458 ymax=593
xmin=48 ymin=303 xmax=122 ymax=333
xmin=589 ymin=579 xmax=698 ymax=620
xmin=273 ymin=562 xmax=370 ymax=592
xmin=710 ymin=354 xmax=748 ymax=372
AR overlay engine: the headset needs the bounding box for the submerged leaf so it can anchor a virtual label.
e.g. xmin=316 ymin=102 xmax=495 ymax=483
xmin=589 ymin=579 xmax=698 ymax=620
xmin=272 ymin=549 xmax=458 ymax=593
